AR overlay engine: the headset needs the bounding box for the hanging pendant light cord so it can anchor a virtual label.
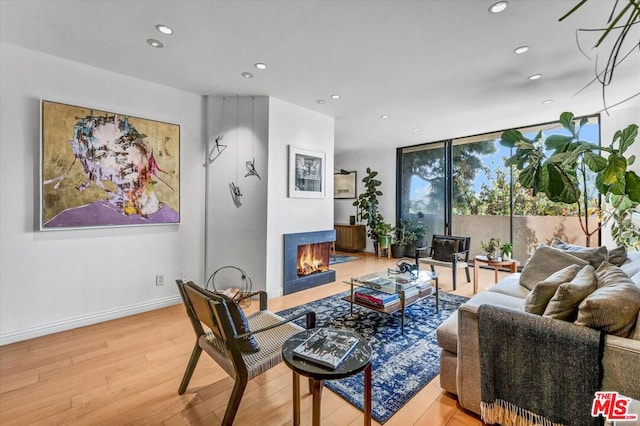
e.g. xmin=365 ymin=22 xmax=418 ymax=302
xmin=235 ymin=95 xmax=239 ymax=184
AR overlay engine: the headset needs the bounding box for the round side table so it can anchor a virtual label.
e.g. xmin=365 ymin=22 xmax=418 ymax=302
xmin=473 ymin=255 xmax=519 ymax=294
xmin=282 ymin=327 xmax=372 ymax=426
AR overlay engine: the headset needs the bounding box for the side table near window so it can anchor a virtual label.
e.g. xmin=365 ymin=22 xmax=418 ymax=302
xmin=473 ymin=255 xmax=519 ymax=294
xmin=282 ymin=327 xmax=372 ymax=426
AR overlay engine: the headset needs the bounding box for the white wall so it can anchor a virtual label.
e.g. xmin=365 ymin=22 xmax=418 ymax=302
xmin=335 ymin=148 xmax=397 ymax=253
xmin=204 ymin=96 xmax=269 ymax=291
xmin=0 ymin=43 xmax=205 ymax=344
xmin=266 ymin=97 xmax=334 ymax=297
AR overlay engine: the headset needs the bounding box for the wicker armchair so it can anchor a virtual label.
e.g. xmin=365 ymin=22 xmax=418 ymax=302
xmin=176 ymin=280 xmax=316 ymax=425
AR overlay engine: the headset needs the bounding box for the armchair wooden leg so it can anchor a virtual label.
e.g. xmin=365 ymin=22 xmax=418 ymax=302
xmin=465 ymin=266 xmax=471 ymax=283
xmin=222 ymin=375 xmax=248 ymax=426
xmin=452 ymin=267 xmax=457 ymax=291
xmin=178 ymin=343 xmax=202 ymax=394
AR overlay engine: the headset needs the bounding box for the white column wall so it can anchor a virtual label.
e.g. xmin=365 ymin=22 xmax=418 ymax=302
xmin=265 ymin=97 xmax=335 ymax=297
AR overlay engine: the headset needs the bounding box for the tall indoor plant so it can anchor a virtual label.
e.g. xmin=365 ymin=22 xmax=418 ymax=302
xmin=500 ymin=112 xmax=639 ymax=247
xmin=353 ymin=167 xmax=384 ymax=248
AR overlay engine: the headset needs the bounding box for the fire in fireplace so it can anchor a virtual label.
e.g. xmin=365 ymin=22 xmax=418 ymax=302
xmin=297 ymin=242 xmax=331 ymax=276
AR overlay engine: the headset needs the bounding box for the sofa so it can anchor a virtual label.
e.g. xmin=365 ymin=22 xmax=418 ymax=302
xmin=436 ymin=245 xmax=640 ymax=415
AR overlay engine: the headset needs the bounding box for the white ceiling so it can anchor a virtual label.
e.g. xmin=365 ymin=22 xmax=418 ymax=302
xmin=1 ymin=0 xmax=638 ymax=155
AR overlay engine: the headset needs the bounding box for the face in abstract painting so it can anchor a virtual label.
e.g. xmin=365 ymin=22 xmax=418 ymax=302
xmin=41 ymin=101 xmax=180 ymax=229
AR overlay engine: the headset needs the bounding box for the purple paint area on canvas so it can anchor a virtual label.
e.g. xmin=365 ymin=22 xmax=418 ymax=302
xmin=44 ymin=200 xmax=179 ymax=228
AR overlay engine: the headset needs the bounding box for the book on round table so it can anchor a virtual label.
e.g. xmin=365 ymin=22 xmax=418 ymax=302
xmin=292 ymin=329 xmax=359 ymax=369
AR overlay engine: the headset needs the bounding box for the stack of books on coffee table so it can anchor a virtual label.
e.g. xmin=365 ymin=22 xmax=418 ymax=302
xmin=353 ymin=287 xmax=399 ymax=308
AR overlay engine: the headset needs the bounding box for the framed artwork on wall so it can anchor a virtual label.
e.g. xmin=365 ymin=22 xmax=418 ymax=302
xmin=334 ymin=171 xmax=357 ymax=199
xmin=288 ymin=146 xmax=325 ymax=198
xmin=40 ymin=100 xmax=180 ymax=230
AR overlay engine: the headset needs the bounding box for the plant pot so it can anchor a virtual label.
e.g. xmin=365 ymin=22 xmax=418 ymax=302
xmin=378 ymin=235 xmax=392 ymax=249
xmin=391 ymin=244 xmax=405 ymax=258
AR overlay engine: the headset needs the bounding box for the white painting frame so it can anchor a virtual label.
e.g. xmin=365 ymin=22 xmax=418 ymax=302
xmin=288 ymin=146 xmax=325 ymax=199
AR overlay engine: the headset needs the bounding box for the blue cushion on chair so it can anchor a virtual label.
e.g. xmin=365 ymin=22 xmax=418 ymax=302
xmin=218 ymin=294 xmax=260 ymax=353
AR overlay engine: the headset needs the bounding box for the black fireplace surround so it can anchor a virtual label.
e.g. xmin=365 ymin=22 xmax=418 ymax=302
xmin=283 ymin=230 xmax=336 ymax=295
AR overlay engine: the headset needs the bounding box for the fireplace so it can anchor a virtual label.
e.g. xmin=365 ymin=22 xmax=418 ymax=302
xmin=284 ymin=230 xmax=336 ymax=295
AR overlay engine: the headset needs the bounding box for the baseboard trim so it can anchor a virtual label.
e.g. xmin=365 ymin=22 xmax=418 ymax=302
xmin=0 ymin=295 xmax=182 ymax=346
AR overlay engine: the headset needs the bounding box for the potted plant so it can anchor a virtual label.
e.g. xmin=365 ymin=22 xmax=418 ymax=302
xmin=480 ymin=238 xmax=500 ymax=260
xmin=374 ymin=222 xmax=394 ymax=250
xmin=353 ymin=167 xmax=384 ymax=250
xmin=500 ymin=242 xmax=513 ymax=260
xmin=390 ymin=217 xmax=427 ymax=258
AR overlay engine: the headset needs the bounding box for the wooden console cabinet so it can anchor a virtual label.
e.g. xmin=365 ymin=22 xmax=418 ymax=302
xmin=334 ymin=224 xmax=366 ymax=252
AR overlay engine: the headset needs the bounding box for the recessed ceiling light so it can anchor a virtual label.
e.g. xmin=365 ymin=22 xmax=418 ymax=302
xmin=331 ymin=94 xmax=341 ymax=99
xmin=381 ymin=115 xmax=390 ymax=119
xmin=514 ymin=46 xmax=529 ymax=54
xmin=413 ymin=128 xmax=420 ymax=131
xmin=147 ymin=39 xmax=163 ymax=48
xmin=489 ymin=1 xmax=509 ymax=13
xmin=316 ymin=100 xmax=325 ymax=104
xmin=542 ymin=99 xmax=553 ymax=104
xmin=255 ymin=63 xmax=267 ymax=70
xmin=156 ymin=24 xmax=173 ymax=35
xmin=528 ymin=74 xmax=542 ymax=80
xmin=241 ymin=72 xmax=254 ymax=79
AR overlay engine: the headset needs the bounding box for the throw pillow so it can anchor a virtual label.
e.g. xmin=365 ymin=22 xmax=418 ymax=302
xmin=524 ymin=264 xmax=582 ymax=315
xmin=608 ymin=246 xmax=628 ymax=267
xmin=595 ymin=261 xmax=635 ymax=289
xmin=543 ymin=265 xmax=597 ymax=321
xmin=217 ymin=293 xmax=260 ymax=353
xmin=575 ymin=281 xmax=640 ymax=338
xmin=519 ymin=244 xmax=589 ymax=291
xmin=432 ymin=238 xmax=459 ymax=262
xmin=550 ymin=237 xmax=608 ymax=268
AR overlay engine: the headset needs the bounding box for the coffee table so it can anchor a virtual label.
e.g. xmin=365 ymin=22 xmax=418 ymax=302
xmin=344 ymin=268 xmax=438 ymax=334
xmin=282 ymin=327 xmax=372 ymax=426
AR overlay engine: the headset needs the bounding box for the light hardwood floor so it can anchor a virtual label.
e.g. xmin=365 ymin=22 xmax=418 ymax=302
xmin=0 ymin=253 xmax=505 ymax=425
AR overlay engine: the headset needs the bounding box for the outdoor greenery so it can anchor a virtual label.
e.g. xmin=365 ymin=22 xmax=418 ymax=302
xmin=500 ymin=112 xmax=639 ymax=247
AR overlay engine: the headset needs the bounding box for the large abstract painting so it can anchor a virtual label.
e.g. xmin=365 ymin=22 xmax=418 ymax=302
xmin=40 ymin=100 xmax=180 ymax=229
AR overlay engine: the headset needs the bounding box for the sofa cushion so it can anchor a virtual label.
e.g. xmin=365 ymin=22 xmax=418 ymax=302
xmin=575 ymin=281 xmax=640 ymax=338
xmin=543 ymin=265 xmax=596 ymax=321
xmin=436 ymin=312 xmax=458 ymax=354
xmin=525 ymin=264 xmax=582 ymax=315
xmin=488 ymin=273 xmax=529 ymax=299
xmin=596 ymin=261 xmax=635 ymax=289
xmin=519 ymin=244 xmax=589 ymax=290
xmin=550 ymin=237 xmax=609 ymax=268
xmin=608 ymin=246 xmax=628 ymax=267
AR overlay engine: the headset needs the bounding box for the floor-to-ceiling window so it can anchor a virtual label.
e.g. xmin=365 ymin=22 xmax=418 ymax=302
xmin=397 ymin=115 xmax=600 ymax=262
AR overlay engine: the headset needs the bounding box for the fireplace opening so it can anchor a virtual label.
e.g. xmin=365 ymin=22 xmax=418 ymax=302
xmin=297 ymin=242 xmax=330 ymax=277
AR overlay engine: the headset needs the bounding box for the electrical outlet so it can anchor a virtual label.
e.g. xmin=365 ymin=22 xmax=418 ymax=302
xmin=155 ymin=274 xmax=164 ymax=286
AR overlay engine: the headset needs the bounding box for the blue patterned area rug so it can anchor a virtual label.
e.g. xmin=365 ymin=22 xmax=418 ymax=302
xmin=276 ymin=290 xmax=468 ymax=423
